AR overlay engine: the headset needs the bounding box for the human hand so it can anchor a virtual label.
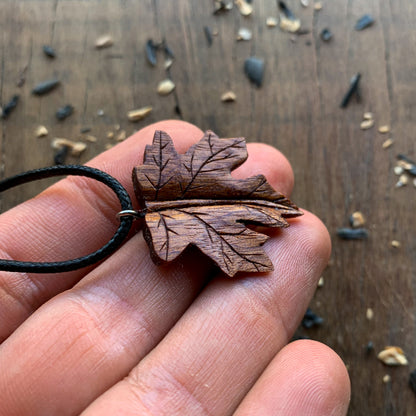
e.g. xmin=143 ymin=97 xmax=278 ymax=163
xmin=0 ymin=121 xmax=350 ymax=415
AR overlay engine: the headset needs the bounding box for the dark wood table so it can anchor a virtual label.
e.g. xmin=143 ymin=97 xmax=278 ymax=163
xmin=1 ymin=1 xmax=415 ymax=414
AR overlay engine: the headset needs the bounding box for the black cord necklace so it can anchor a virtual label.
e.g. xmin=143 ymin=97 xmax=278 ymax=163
xmin=0 ymin=165 xmax=140 ymax=273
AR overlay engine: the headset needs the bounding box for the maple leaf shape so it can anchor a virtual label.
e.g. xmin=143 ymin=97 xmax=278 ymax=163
xmin=132 ymin=130 xmax=302 ymax=277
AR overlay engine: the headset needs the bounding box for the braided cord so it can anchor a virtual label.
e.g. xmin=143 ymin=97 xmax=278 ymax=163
xmin=0 ymin=165 xmax=134 ymax=273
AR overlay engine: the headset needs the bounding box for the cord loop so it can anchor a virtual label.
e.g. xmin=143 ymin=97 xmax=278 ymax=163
xmin=0 ymin=165 xmax=134 ymax=273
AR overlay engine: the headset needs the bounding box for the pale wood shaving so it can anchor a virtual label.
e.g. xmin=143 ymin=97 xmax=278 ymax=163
xmin=127 ymin=106 xmax=152 ymax=122
xmin=35 ymin=125 xmax=48 ymax=138
xmin=95 ymin=34 xmax=114 ymax=49
xmin=377 ymin=346 xmax=408 ymax=366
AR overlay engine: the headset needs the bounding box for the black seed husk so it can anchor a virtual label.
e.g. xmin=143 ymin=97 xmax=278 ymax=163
xmin=80 ymin=127 xmax=92 ymax=134
xmin=244 ymin=57 xmax=265 ymax=87
xmin=397 ymin=154 xmax=416 ymax=166
xmin=174 ymin=104 xmax=183 ymax=117
xmin=145 ymin=39 xmax=158 ymax=66
xmin=32 ymin=79 xmax=60 ymax=95
xmin=43 ymin=45 xmax=56 ymax=58
xmin=355 ymin=14 xmax=375 ymax=31
xmin=410 ymin=369 xmax=416 ymax=396
xmin=1 ymin=95 xmax=19 ymax=119
xmin=340 ymin=73 xmax=361 ymax=108
xmin=396 ymin=154 xmax=416 ymax=176
xmin=56 ymin=104 xmax=74 ymax=120
xmin=204 ymin=26 xmax=213 ymax=46
xmin=163 ymin=43 xmax=175 ymax=59
xmin=54 ymin=145 xmax=69 ymax=165
xmin=278 ymin=1 xmax=296 ymax=20
xmin=16 ymin=65 xmax=28 ymax=87
xmin=302 ymin=308 xmax=324 ymax=329
xmin=407 ymin=167 xmax=416 ymax=176
xmin=366 ymin=341 xmax=374 ymax=355
xmin=320 ymin=28 xmax=333 ymax=41
xmin=337 ymin=227 xmax=368 ymax=240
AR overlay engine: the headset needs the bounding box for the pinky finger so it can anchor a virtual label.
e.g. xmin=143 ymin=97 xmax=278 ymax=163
xmin=234 ymin=340 xmax=350 ymax=416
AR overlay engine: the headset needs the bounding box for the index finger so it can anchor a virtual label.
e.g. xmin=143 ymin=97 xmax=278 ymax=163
xmin=0 ymin=120 xmax=203 ymax=341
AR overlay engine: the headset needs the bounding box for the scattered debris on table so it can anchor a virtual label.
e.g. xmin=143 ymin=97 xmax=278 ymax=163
xmin=340 ymin=73 xmax=361 ymax=108
xmin=266 ymin=16 xmax=278 ymax=27
xmin=244 ymin=56 xmax=264 ymax=87
xmin=391 ymin=240 xmax=401 ymax=248
xmin=366 ymin=308 xmax=374 ymax=320
xmin=52 ymin=138 xmax=87 ymax=157
xmin=394 ymin=166 xmax=404 ymax=176
xmin=378 ymin=125 xmax=390 ymax=134
xmin=395 ymin=174 xmax=408 ymax=188
xmin=320 ymin=28 xmax=333 ymax=42
xmin=83 ymin=134 xmax=97 ymax=143
xmin=213 ymin=0 xmax=233 ymax=14
xmin=317 ymin=276 xmax=324 ymax=287
xmin=302 ymin=308 xmax=324 ymax=328
xmin=32 ymin=79 xmax=60 ymax=95
xmin=115 ymin=129 xmax=126 ymax=142
xmin=397 ymin=154 xmax=416 ymax=175
xmin=394 ymin=154 xmax=416 ymax=187
xmin=35 ymin=125 xmax=48 ymax=138
xmin=377 ymin=346 xmax=408 ymax=366
xmin=42 ymin=45 xmax=56 ymax=58
xmin=235 ymin=0 xmax=253 ymax=16
xmin=382 ymin=138 xmax=394 ymax=149
xmin=204 ymin=26 xmax=213 ymax=46
xmin=221 ymin=91 xmax=237 ymax=102
xmin=127 ymin=106 xmax=152 ymax=122
xmin=237 ymin=27 xmax=252 ymax=41
xmin=409 ymin=369 xmax=416 ymax=396
xmin=360 ymin=119 xmax=374 ymax=130
xmin=314 ymin=2 xmax=323 ymax=11
xmin=16 ymin=65 xmax=28 ymax=87
xmin=157 ymin=79 xmax=176 ymax=96
xmin=54 ymin=145 xmax=69 ymax=165
xmin=337 ymin=227 xmax=368 ymax=240
xmin=350 ymin=211 xmax=366 ymax=228
xmin=300 ymin=0 xmax=309 ymax=7
xmin=278 ymin=1 xmax=301 ymax=33
xmin=279 ymin=15 xmax=301 ymax=33
xmin=383 ymin=374 xmax=391 ymax=384
xmin=360 ymin=111 xmax=375 ymax=129
xmin=56 ymin=104 xmax=74 ymax=121
xmin=95 ymin=34 xmax=114 ymax=49
xmin=145 ymin=39 xmax=158 ymax=66
xmin=1 ymin=95 xmax=19 ymax=119
xmin=366 ymin=341 xmax=374 ymax=355
xmin=355 ymin=14 xmax=375 ymax=31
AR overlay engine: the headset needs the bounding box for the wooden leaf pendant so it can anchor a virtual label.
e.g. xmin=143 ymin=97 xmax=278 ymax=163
xmin=132 ymin=130 xmax=302 ymax=277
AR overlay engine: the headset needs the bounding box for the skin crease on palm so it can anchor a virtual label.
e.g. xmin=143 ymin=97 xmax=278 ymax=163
xmin=0 ymin=120 xmax=350 ymax=416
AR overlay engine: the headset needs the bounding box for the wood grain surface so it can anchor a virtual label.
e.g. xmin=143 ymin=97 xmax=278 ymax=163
xmin=1 ymin=1 xmax=415 ymax=414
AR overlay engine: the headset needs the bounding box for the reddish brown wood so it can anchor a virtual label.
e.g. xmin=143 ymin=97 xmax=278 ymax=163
xmin=133 ymin=130 xmax=302 ymax=276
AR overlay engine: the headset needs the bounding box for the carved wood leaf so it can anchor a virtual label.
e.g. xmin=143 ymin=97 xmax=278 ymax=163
xmin=133 ymin=130 xmax=302 ymax=277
